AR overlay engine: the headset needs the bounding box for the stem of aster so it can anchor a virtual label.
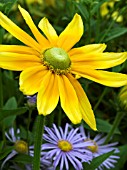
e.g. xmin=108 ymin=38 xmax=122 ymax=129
xmin=33 ymin=115 xmax=46 ymax=170
xmin=27 ymin=108 xmax=32 ymax=153
xmin=58 ymin=106 xmax=62 ymax=127
xmin=93 ymin=87 xmax=108 ymax=111
xmin=104 ymin=111 xmax=125 ymax=144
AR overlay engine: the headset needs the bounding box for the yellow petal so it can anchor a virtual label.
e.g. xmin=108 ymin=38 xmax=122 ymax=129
xmin=57 ymin=14 xmax=83 ymax=52
xmin=18 ymin=5 xmax=50 ymax=48
xmin=0 ymin=52 xmax=41 ymax=71
xmin=57 ymin=74 xmax=82 ymax=124
xmin=38 ymin=17 xmax=58 ymax=45
xmin=37 ymin=73 xmax=59 ymax=115
xmin=0 ymin=11 xmax=41 ymax=52
xmin=72 ymin=66 xmax=127 ymax=87
xmin=69 ymin=44 xmax=107 ymax=56
xmin=67 ymin=74 xmax=97 ymax=130
xmin=71 ymin=52 xmax=127 ymax=69
xmin=0 ymin=45 xmax=39 ymax=56
xmin=19 ymin=65 xmax=47 ymax=95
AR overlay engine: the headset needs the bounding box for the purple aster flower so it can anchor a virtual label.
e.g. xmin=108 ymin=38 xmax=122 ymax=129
xmin=42 ymin=123 xmax=93 ymax=170
xmin=80 ymin=125 xmax=120 ymax=170
xmin=27 ymin=95 xmax=37 ymax=107
xmin=1 ymin=127 xmax=29 ymax=169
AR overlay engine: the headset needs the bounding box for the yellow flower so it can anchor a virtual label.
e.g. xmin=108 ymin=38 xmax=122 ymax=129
xmin=100 ymin=0 xmax=123 ymax=22
xmin=0 ymin=6 xmax=127 ymax=130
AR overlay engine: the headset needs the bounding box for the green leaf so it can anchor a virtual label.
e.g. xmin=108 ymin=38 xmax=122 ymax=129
xmin=4 ymin=97 xmax=17 ymax=109
xmin=0 ymin=0 xmax=17 ymax=14
xmin=96 ymin=118 xmax=120 ymax=134
xmin=0 ymin=146 xmax=14 ymax=160
xmin=0 ymin=141 xmax=4 ymax=152
xmin=105 ymin=27 xmax=127 ymax=42
xmin=0 ymin=28 xmax=5 ymax=44
xmin=111 ymin=145 xmax=127 ymax=170
xmin=83 ymin=150 xmax=115 ymax=170
xmin=0 ymin=107 xmax=28 ymax=121
xmin=1 ymin=97 xmax=17 ymax=127
xmin=13 ymin=154 xmax=33 ymax=164
xmin=74 ymin=3 xmax=89 ymax=21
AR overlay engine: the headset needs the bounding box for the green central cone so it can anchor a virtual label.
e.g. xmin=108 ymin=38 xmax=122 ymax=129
xmin=43 ymin=47 xmax=71 ymax=70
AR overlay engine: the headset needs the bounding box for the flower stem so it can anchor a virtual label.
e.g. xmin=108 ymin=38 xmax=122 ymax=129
xmin=104 ymin=111 xmax=125 ymax=144
xmin=33 ymin=115 xmax=45 ymax=170
xmin=27 ymin=108 xmax=32 ymax=153
xmin=0 ymin=69 xmax=3 ymax=108
xmin=93 ymin=87 xmax=108 ymax=111
xmin=58 ymin=106 xmax=62 ymax=127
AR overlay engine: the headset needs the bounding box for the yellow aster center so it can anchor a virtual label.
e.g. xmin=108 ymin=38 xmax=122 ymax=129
xmin=43 ymin=47 xmax=71 ymax=74
xmin=58 ymin=140 xmax=72 ymax=152
xmin=14 ymin=140 xmax=28 ymax=153
xmin=86 ymin=139 xmax=98 ymax=153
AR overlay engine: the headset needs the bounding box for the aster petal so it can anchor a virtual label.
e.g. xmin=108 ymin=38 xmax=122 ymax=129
xmin=72 ymin=66 xmax=127 ymax=87
xmin=18 ymin=5 xmax=50 ymax=49
xmin=67 ymin=74 xmax=97 ymax=130
xmin=1 ymin=151 xmax=17 ymax=169
xmin=57 ymin=14 xmax=83 ymax=52
xmin=19 ymin=65 xmax=47 ymax=95
xmin=38 ymin=17 xmax=58 ymax=45
xmin=57 ymin=74 xmax=82 ymax=124
xmin=71 ymin=52 xmax=127 ymax=69
xmin=37 ymin=73 xmax=59 ymax=115
xmin=53 ymin=151 xmax=62 ymax=168
xmin=0 ymin=52 xmax=41 ymax=71
xmin=0 ymin=45 xmax=39 ymax=56
xmin=0 ymin=11 xmax=41 ymax=51
xmin=69 ymin=44 xmax=107 ymax=56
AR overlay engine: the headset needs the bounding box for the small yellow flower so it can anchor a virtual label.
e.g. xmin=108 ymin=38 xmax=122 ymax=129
xmin=100 ymin=0 xmax=123 ymax=22
xmin=0 ymin=6 xmax=127 ymax=130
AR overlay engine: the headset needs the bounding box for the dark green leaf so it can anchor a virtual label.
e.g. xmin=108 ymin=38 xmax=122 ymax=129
xmin=13 ymin=154 xmax=33 ymax=164
xmin=105 ymin=27 xmax=127 ymax=42
xmin=0 ymin=107 xmax=28 ymax=121
xmin=0 ymin=0 xmax=17 ymax=14
xmin=96 ymin=118 xmax=120 ymax=134
xmin=83 ymin=150 xmax=115 ymax=170
xmin=111 ymin=145 xmax=127 ymax=170
xmin=0 ymin=146 xmax=14 ymax=160
xmin=1 ymin=97 xmax=17 ymax=127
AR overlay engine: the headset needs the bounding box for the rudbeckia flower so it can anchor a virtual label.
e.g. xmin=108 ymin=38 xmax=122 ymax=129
xmin=0 ymin=6 xmax=127 ymax=130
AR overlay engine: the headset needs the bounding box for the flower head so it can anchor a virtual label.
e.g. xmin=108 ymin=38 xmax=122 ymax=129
xmin=42 ymin=123 xmax=93 ymax=170
xmin=0 ymin=6 xmax=127 ymax=130
xmin=1 ymin=128 xmax=29 ymax=169
xmin=100 ymin=0 xmax=123 ymax=22
xmin=80 ymin=126 xmax=120 ymax=170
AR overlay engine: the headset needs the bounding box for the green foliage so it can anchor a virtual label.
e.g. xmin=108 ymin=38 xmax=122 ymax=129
xmin=0 ymin=0 xmax=17 ymax=14
xmin=83 ymin=150 xmax=115 ymax=169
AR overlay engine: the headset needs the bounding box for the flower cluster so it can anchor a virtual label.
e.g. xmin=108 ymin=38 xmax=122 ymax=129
xmin=41 ymin=124 xmax=119 ymax=170
xmin=2 ymin=124 xmax=119 ymax=170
